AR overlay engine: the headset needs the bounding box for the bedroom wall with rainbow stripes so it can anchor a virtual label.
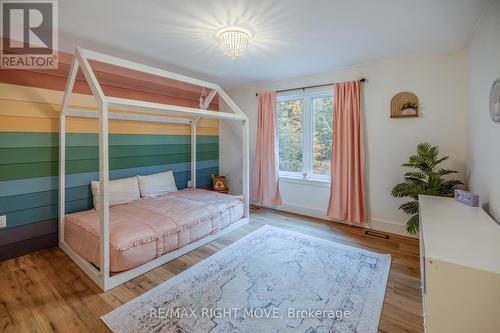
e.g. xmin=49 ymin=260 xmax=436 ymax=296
xmin=0 ymin=82 xmax=220 ymax=261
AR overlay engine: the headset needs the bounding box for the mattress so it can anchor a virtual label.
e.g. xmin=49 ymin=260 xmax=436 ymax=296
xmin=64 ymin=188 xmax=244 ymax=272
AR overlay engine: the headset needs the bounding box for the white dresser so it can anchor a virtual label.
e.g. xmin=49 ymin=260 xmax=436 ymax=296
xmin=419 ymin=195 xmax=500 ymax=332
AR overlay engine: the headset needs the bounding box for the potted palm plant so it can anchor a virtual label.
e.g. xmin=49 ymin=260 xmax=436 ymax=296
xmin=391 ymin=143 xmax=463 ymax=234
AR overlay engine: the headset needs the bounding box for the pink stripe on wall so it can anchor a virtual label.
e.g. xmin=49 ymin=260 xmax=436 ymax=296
xmin=0 ymin=38 xmax=219 ymax=110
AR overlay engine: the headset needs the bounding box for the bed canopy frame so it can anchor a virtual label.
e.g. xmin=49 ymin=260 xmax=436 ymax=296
xmin=59 ymin=47 xmax=249 ymax=291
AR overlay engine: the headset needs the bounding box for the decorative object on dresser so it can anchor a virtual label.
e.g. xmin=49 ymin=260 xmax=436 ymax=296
xmin=490 ymin=78 xmax=500 ymax=123
xmin=390 ymin=91 xmax=419 ymax=118
xmin=454 ymin=189 xmax=479 ymax=207
xmin=391 ymin=143 xmax=463 ymax=234
xmin=212 ymin=175 xmax=228 ymax=193
xmin=102 ymin=226 xmax=391 ymax=333
xmin=419 ymin=196 xmax=500 ymax=332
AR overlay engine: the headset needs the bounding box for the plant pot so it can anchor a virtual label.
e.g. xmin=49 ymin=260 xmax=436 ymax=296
xmin=401 ymin=108 xmax=417 ymax=116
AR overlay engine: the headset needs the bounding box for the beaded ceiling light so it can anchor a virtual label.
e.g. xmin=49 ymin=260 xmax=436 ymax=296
xmin=216 ymin=26 xmax=251 ymax=59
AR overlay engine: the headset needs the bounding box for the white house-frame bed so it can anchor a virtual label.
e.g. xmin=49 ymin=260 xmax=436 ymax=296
xmin=58 ymin=47 xmax=249 ymax=291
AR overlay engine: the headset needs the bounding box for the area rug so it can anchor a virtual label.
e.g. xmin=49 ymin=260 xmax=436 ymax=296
xmin=102 ymin=225 xmax=391 ymax=333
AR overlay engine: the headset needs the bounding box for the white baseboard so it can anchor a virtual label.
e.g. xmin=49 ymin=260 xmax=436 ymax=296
xmin=369 ymin=217 xmax=418 ymax=239
xmin=255 ymin=202 xmax=417 ymax=239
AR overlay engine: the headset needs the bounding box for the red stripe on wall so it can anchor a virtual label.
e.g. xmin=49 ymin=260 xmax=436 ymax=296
xmin=0 ymin=38 xmax=219 ymax=110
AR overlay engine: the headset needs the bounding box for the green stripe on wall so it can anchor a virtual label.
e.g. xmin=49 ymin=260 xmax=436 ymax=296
xmin=0 ymin=133 xmax=219 ymax=181
xmin=0 ymin=152 xmax=218 ymax=181
xmin=0 ymin=132 xmax=220 ymax=229
xmin=0 ymin=160 xmax=218 ymax=198
xmin=0 ymin=132 xmax=218 ymax=148
xmin=0 ymin=143 xmax=218 ymax=165
xmin=0 ymin=150 xmax=218 ymax=181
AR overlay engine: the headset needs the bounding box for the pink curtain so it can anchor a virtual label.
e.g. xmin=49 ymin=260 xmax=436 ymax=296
xmin=327 ymin=80 xmax=366 ymax=223
xmin=251 ymin=92 xmax=282 ymax=206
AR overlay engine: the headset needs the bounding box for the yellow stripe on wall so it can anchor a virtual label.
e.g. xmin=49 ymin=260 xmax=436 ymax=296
xmin=0 ymin=83 xmax=220 ymax=135
xmin=0 ymin=83 xmax=99 ymax=107
xmin=0 ymin=115 xmax=219 ymax=135
xmin=0 ymin=99 xmax=59 ymax=118
xmin=0 ymin=99 xmax=219 ymax=128
xmin=0 ymin=99 xmax=219 ymax=127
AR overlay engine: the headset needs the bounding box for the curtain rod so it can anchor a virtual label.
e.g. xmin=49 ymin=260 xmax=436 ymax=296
xmin=255 ymin=78 xmax=366 ymax=96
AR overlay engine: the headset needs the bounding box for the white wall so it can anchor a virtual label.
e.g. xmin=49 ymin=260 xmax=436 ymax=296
xmin=467 ymin=0 xmax=500 ymax=223
xmin=220 ymin=50 xmax=468 ymax=236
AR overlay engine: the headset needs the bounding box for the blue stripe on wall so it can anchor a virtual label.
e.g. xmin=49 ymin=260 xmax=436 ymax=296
xmin=0 ymin=132 xmax=220 ymax=233
xmin=0 ymin=132 xmax=219 ymax=148
xmin=0 ymin=166 xmax=219 ymax=214
xmin=0 ymin=159 xmax=219 ymax=198
xmin=0 ymin=163 xmax=218 ymax=228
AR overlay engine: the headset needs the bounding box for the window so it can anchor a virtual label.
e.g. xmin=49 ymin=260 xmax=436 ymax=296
xmin=277 ymin=98 xmax=303 ymax=173
xmin=277 ymin=90 xmax=333 ymax=181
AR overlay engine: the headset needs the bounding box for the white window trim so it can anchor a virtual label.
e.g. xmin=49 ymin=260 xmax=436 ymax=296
xmin=277 ymin=89 xmax=333 ymax=183
xmin=279 ymin=173 xmax=330 ymax=188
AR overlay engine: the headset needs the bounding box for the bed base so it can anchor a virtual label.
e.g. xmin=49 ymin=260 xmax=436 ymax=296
xmin=58 ymin=47 xmax=250 ymax=292
xmin=60 ymin=217 xmax=250 ymax=291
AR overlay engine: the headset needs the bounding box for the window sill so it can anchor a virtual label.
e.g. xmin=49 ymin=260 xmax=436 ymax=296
xmin=279 ymin=175 xmax=330 ymax=188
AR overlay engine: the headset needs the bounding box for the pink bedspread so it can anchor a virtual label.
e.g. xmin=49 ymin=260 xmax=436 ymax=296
xmin=64 ymin=189 xmax=244 ymax=272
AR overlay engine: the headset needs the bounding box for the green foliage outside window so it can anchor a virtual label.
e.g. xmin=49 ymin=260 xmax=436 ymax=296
xmin=312 ymin=97 xmax=333 ymax=175
xmin=277 ymin=95 xmax=333 ymax=177
xmin=277 ymin=99 xmax=303 ymax=172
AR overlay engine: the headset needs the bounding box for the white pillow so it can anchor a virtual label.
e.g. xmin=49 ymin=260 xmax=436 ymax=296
xmin=91 ymin=176 xmax=140 ymax=209
xmin=138 ymin=170 xmax=177 ymax=198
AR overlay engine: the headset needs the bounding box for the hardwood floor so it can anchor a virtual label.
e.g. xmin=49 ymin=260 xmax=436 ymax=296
xmin=0 ymin=208 xmax=423 ymax=333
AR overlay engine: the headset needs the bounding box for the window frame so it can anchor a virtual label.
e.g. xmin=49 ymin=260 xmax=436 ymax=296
xmin=276 ymin=89 xmax=334 ymax=182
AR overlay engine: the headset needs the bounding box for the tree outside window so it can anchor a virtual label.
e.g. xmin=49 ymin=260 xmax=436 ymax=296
xmin=277 ymin=91 xmax=333 ymax=180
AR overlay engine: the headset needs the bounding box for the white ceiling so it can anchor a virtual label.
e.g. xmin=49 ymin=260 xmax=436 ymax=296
xmin=58 ymin=0 xmax=492 ymax=86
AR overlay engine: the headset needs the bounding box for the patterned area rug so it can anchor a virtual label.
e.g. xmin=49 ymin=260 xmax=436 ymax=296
xmin=102 ymin=225 xmax=391 ymax=333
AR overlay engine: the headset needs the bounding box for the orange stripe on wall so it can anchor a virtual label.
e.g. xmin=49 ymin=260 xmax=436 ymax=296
xmin=0 ymin=39 xmax=223 ymax=137
xmin=0 ymin=82 xmax=98 ymax=106
xmin=0 ymin=37 xmax=221 ymax=112
xmin=0 ymin=39 xmax=215 ymax=98
xmin=0 ymin=69 xmax=219 ymax=110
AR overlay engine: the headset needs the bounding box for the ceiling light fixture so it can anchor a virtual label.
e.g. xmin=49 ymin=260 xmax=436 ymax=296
xmin=216 ymin=26 xmax=251 ymax=59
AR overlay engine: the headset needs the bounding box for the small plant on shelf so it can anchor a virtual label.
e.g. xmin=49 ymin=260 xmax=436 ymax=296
xmin=391 ymin=143 xmax=463 ymax=234
xmin=400 ymin=102 xmax=418 ymax=116
xmin=400 ymin=102 xmax=418 ymax=110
